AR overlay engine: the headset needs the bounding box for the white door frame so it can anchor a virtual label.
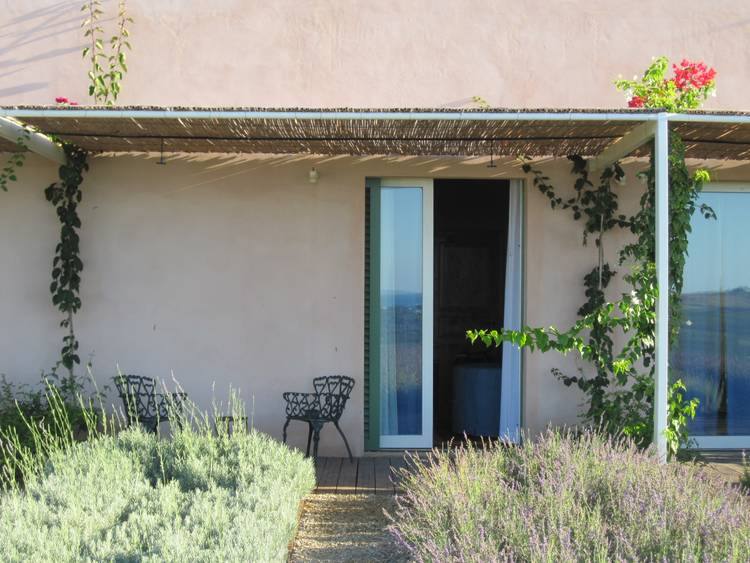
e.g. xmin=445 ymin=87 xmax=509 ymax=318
xmin=374 ymin=177 xmax=523 ymax=449
xmin=378 ymin=178 xmax=434 ymax=449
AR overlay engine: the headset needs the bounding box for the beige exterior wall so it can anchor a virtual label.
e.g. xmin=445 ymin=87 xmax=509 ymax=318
xmin=1 ymin=1 xmax=750 ymax=455
xmin=3 ymin=153 xmax=749 ymax=456
xmin=2 ymin=0 xmax=749 ymax=110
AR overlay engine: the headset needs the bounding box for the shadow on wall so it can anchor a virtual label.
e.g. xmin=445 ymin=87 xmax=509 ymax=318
xmin=0 ymin=1 xmax=83 ymax=100
xmin=90 ymin=150 xmax=532 ymax=196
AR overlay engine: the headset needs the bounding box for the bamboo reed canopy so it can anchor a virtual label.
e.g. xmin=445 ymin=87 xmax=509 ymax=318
xmin=1 ymin=107 xmax=750 ymax=160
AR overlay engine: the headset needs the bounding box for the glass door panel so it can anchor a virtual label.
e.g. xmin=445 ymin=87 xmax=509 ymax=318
xmin=672 ymin=187 xmax=750 ymax=447
xmin=377 ymin=179 xmax=433 ymax=449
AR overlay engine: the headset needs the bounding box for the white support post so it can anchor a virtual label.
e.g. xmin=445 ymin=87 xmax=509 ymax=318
xmin=654 ymin=113 xmax=669 ymax=461
xmin=0 ymin=116 xmax=66 ymax=165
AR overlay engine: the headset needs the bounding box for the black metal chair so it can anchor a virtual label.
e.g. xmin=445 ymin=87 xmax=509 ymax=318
xmin=113 ymin=375 xmax=187 ymax=434
xmin=282 ymin=375 xmax=355 ymax=462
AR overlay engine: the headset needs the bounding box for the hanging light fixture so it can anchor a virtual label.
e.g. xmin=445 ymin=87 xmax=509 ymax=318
xmin=308 ymin=167 xmax=320 ymax=184
xmin=156 ymin=138 xmax=167 ymax=165
xmin=487 ymin=141 xmax=497 ymax=168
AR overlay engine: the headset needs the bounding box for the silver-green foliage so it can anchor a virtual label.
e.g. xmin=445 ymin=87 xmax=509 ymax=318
xmin=389 ymin=430 xmax=750 ymax=561
xmin=0 ymin=393 xmax=315 ymax=562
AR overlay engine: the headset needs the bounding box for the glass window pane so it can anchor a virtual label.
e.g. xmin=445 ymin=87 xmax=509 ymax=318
xmin=673 ymin=191 xmax=750 ymax=436
xmin=379 ymin=187 xmax=423 ymax=436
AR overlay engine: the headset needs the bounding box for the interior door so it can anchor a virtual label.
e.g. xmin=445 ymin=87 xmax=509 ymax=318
xmin=371 ymin=178 xmax=434 ymax=449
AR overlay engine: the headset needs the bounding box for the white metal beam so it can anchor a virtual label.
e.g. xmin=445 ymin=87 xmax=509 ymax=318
xmin=654 ymin=113 xmax=670 ymax=461
xmin=588 ymin=121 xmax=656 ymax=172
xmin=666 ymin=113 xmax=750 ymax=124
xmin=2 ymin=108 xmax=748 ymax=125
xmin=0 ymin=108 xmax=661 ymax=122
xmin=0 ymin=116 xmax=66 ymax=165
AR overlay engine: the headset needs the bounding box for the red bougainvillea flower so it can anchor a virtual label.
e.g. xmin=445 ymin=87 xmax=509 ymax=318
xmin=628 ymin=95 xmax=645 ymax=108
xmin=55 ymin=96 xmax=69 ymax=104
xmin=673 ymin=59 xmax=717 ymax=90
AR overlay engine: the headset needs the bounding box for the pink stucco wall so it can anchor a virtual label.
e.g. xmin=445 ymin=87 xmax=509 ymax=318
xmin=2 ymin=0 xmax=749 ymax=110
xmin=1 ymin=1 xmax=750 ymax=455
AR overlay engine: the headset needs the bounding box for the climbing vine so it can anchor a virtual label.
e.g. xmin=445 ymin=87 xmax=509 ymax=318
xmin=82 ymin=0 xmax=133 ymax=105
xmin=0 ymin=128 xmax=30 ymax=193
xmin=0 ymin=1 xmax=130 ymax=378
xmin=45 ymin=145 xmax=88 ymax=374
xmin=469 ymin=57 xmax=717 ymax=459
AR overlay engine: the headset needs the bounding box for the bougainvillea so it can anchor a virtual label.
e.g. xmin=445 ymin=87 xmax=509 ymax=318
xmin=673 ymin=59 xmax=716 ymax=90
xmin=615 ymin=56 xmax=716 ymax=111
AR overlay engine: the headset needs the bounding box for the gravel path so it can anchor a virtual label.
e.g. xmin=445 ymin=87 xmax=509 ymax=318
xmin=289 ymin=494 xmax=409 ymax=562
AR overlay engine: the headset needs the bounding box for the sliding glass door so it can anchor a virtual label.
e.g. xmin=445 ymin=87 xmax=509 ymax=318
xmin=370 ymin=178 xmax=434 ymax=449
xmin=672 ymin=184 xmax=750 ymax=448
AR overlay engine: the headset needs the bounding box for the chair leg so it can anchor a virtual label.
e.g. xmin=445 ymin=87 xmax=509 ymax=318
xmin=305 ymin=423 xmax=313 ymax=457
xmin=312 ymin=424 xmax=322 ymax=459
xmin=282 ymin=419 xmax=290 ymax=444
xmin=334 ymin=421 xmax=354 ymax=463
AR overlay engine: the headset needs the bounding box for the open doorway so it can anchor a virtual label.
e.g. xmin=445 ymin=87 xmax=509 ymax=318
xmin=433 ymin=179 xmax=510 ymax=444
xmin=366 ymin=177 xmax=520 ymax=450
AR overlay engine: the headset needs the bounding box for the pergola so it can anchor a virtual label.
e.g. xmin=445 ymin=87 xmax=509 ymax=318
xmin=2 ymin=106 xmax=750 ymax=460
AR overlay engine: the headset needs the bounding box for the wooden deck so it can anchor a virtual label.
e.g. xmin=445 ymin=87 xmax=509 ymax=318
xmin=314 ymin=451 xmax=747 ymax=494
xmin=314 ymin=456 xmax=409 ymax=494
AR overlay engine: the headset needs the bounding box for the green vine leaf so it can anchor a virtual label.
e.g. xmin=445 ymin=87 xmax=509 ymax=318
xmin=46 ymin=143 xmax=88 ymax=375
xmin=82 ymin=0 xmax=133 ymax=105
xmin=0 ymin=128 xmax=31 ymax=192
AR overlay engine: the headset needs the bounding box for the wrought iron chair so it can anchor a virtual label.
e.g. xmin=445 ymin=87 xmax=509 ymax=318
xmin=282 ymin=375 xmax=355 ymax=462
xmin=113 ymin=375 xmax=187 ymax=434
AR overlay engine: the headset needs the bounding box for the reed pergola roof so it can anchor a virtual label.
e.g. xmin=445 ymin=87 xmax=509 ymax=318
xmin=1 ymin=106 xmax=750 ymax=160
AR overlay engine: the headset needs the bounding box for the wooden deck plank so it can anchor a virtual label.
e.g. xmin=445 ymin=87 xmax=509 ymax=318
xmin=337 ymin=457 xmax=358 ymax=494
xmin=357 ymin=457 xmax=376 ymax=494
xmin=373 ymin=457 xmax=393 ymax=494
xmin=314 ymin=455 xmax=419 ymax=495
xmin=390 ymin=456 xmax=407 ymax=493
xmin=314 ymin=457 xmax=327 ymax=486
xmin=316 ymin=457 xmax=341 ymax=493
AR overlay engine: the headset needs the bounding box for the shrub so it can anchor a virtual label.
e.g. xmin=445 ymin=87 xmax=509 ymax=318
xmin=0 ymin=373 xmax=93 ymax=452
xmin=741 ymin=451 xmax=750 ymax=491
xmin=388 ymin=430 xmax=750 ymax=562
xmin=0 ymin=395 xmax=315 ymax=562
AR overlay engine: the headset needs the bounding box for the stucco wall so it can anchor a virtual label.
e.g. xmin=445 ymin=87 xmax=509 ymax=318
xmin=2 ymin=153 xmax=368 ymax=455
xmin=4 ymin=152 xmax=747 ymax=455
xmin=2 ymin=0 xmax=748 ymax=110
xmin=2 ymin=1 xmax=750 ymax=454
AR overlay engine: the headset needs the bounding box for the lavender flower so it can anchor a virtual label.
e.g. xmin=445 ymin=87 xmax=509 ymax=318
xmin=387 ymin=429 xmax=750 ymax=561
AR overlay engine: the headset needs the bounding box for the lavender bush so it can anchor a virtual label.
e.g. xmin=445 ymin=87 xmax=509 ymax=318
xmin=0 ymin=391 xmax=315 ymax=561
xmin=388 ymin=430 xmax=750 ymax=562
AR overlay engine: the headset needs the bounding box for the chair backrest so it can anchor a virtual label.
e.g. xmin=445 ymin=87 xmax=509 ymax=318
xmin=113 ymin=374 xmax=158 ymax=421
xmin=313 ymin=375 xmax=355 ymax=420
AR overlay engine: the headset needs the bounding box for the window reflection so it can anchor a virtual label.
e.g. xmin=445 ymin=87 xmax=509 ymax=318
xmin=379 ymin=188 xmax=423 ymax=436
xmin=672 ymin=191 xmax=750 ymax=436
